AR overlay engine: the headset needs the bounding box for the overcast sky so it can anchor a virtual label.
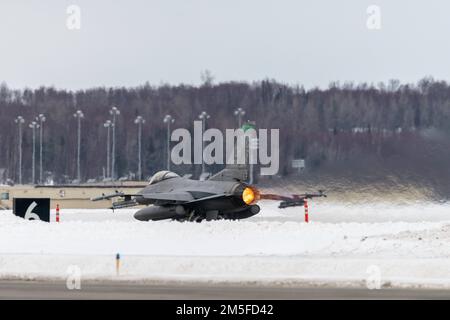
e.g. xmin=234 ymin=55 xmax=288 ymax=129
xmin=0 ymin=0 xmax=449 ymax=90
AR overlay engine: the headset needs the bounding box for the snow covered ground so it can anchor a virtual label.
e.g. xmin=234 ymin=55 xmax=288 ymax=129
xmin=1 ymin=200 xmax=450 ymax=289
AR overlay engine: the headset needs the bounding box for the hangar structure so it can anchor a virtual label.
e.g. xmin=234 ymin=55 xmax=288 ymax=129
xmin=0 ymin=182 xmax=146 ymax=210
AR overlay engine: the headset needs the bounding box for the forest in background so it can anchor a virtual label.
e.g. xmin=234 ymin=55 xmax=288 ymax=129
xmin=1 ymin=77 xmax=450 ymax=190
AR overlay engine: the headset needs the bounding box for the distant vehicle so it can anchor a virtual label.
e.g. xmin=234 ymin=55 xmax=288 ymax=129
xmin=92 ymin=166 xmax=325 ymax=222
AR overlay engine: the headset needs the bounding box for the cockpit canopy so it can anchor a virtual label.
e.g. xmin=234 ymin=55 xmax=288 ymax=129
xmin=148 ymin=171 xmax=180 ymax=185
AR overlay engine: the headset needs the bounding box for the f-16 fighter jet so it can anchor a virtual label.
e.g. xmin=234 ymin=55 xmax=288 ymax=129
xmin=92 ymin=165 xmax=326 ymax=222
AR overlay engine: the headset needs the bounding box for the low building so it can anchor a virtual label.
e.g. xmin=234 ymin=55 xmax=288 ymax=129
xmin=0 ymin=182 xmax=147 ymax=210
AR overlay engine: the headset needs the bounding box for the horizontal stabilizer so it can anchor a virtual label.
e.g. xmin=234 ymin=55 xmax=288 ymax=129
xmin=260 ymin=190 xmax=327 ymax=209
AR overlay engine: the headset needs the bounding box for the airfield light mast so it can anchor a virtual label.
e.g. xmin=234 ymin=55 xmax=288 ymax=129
xmin=110 ymin=106 xmax=120 ymax=180
xmin=14 ymin=116 xmax=25 ymax=184
xmin=73 ymin=110 xmax=84 ymax=182
xmin=234 ymin=107 xmax=246 ymax=128
xmin=29 ymin=121 xmax=40 ymax=184
xmin=163 ymin=114 xmax=175 ymax=171
xmin=242 ymin=121 xmax=257 ymax=185
xmin=134 ymin=116 xmax=145 ymax=180
xmin=36 ymin=114 xmax=46 ymax=184
xmin=198 ymin=111 xmax=210 ymax=175
xmin=103 ymin=120 xmax=113 ymax=179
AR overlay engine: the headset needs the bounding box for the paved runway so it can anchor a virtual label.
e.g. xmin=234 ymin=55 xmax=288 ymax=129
xmin=0 ymin=280 xmax=450 ymax=299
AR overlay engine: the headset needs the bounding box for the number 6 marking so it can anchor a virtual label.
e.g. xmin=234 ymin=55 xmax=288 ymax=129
xmin=25 ymin=201 xmax=40 ymax=221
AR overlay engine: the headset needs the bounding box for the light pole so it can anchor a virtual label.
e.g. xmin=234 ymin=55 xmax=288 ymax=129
xmin=73 ymin=110 xmax=84 ymax=182
xmin=243 ymin=121 xmax=257 ymax=185
xmin=198 ymin=111 xmax=210 ymax=175
xmin=249 ymin=136 xmax=258 ymax=185
xmin=163 ymin=114 xmax=175 ymax=171
xmin=29 ymin=121 xmax=40 ymax=184
xmin=103 ymin=120 xmax=113 ymax=179
xmin=36 ymin=114 xmax=46 ymax=184
xmin=234 ymin=107 xmax=246 ymax=128
xmin=109 ymin=106 xmax=120 ymax=180
xmin=134 ymin=116 xmax=145 ymax=180
xmin=14 ymin=116 xmax=25 ymax=184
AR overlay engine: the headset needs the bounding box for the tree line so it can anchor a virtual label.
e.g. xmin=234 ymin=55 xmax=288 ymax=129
xmin=1 ymin=77 xmax=450 ymax=185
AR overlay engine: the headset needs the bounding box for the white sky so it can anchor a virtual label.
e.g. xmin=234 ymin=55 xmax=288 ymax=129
xmin=0 ymin=0 xmax=449 ymax=89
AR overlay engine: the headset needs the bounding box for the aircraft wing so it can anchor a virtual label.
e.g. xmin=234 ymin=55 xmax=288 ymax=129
xmin=91 ymin=191 xmax=143 ymax=210
xmin=141 ymin=192 xmax=233 ymax=204
xmin=110 ymin=192 xmax=194 ymax=209
xmin=141 ymin=192 xmax=194 ymax=202
xmin=184 ymin=193 xmax=231 ymax=204
xmin=260 ymin=190 xmax=326 ymax=208
xmin=92 ymin=190 xmax=198 ymax=210
xmin=91 ymin=191 xmax=141 ymax=201
xmin=91 ymin=190 xmax=195 ymax=202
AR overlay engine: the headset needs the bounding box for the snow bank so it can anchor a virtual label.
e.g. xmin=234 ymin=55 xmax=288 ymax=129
xmin=1 ymin=255 xmax=450 ymax=289
xmin=0 ymin=202 xmax=450 ymax=288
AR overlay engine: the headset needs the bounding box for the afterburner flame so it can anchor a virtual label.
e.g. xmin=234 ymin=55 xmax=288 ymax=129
xmin=242 ymin=187 xmax=260 ymax=205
